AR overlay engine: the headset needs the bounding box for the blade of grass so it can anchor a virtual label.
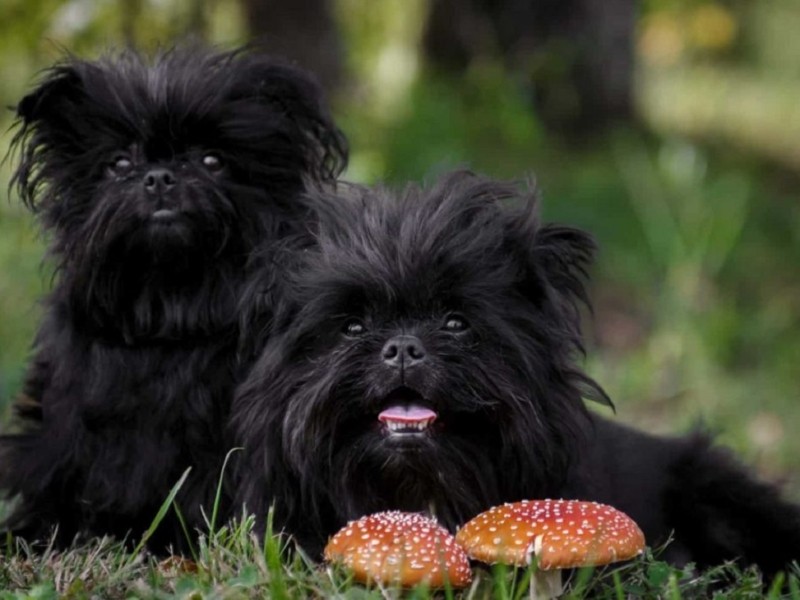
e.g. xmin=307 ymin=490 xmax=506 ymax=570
xmin=171 ymin=501 xmax=197 ymax=560
xmin=263 ymin=506 xmax=289 ymax=600
xmin=513 ymin=567 xmax=532 ymax=600
xmin=767 ymin=572 xmax=785 ymax=599
xmin=611 ymin=570 xmax=624 ymax=600
xmin=492 ymin=562 xmax=510 ymax=600
xmin=209 ymin=447 xmax=241 ymax=535
xmin=789 ymin=572 xmax=800 ymax=599
xmin=667 ymin=572 xmax=681 ymax=600
xmin=568 ymin=566 xmax=595 ymax=598
xmin=127 ymin=467 xmax=191 ymax=564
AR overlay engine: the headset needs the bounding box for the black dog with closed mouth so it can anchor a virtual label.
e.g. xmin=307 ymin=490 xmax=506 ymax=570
xmin=0 ymin=45 xmax=347 ymax=550
xmin=233 ymin=171 xmax=800 ymax=576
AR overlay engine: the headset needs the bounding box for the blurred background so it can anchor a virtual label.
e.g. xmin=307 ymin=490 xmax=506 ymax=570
xmin=0 ymin=0 xmax=798 ymax=495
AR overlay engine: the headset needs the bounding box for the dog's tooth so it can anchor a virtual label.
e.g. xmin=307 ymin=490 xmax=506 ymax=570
xmin=383 ymin=417 xmax=435 ymax=434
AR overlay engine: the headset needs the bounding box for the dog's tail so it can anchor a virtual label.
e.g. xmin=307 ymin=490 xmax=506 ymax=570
xmin=665 ymin=433 xmax=800 ymax=577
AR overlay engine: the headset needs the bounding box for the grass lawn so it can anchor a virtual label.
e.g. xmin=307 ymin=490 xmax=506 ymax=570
xmin=2 ymin=513 xmax=798 ymax=599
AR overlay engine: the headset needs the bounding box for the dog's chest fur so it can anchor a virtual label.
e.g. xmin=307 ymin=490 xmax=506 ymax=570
xmin=8 ymin=295 xmax=239 ymax=546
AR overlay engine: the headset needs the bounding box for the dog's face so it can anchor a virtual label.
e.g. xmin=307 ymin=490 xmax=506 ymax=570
xmin=235 ymin=172 xmax=609 ymax=534
xmin=12 ymin=46 xmax=347 ymax=269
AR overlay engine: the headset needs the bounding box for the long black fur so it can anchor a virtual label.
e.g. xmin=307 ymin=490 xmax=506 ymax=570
xmin=232 ymin=171 xmax=800 ymax=576
xmin=0 ymin=44 xmax=347 ymax=550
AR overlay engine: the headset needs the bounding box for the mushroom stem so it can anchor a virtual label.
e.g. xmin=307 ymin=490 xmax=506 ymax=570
xmin=529 ymin=569 xmax=563 ymax=600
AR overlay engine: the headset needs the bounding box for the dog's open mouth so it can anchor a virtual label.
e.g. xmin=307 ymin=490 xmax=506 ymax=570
xmin=378 ymin=389 xmax=437 ymax=436
xmin=379 ymin=405 xmax=437 ymax=434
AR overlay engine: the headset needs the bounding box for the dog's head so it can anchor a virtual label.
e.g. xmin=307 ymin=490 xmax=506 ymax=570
xmin=10 ymin=45 xmax=346 ymax=339
xmin=11 ymin=44 xmax=346 ymax=269
xmin=235 ymin=171 xmax=609 ymax=534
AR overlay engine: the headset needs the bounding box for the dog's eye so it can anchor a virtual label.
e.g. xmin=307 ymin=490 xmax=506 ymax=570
xmin=343 ymin=319 xmax=366 ymax=337
xmin=442 ymin=314 xmax=469 ymax=332
xmin=202 ymin=153 xmax=224 ymax=172
xmin=109 ymin=156 xmax=133 ymax=176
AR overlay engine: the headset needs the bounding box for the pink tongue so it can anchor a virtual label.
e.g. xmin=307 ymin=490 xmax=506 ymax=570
xmin=378 ymin=404 xmax=438 ymax=424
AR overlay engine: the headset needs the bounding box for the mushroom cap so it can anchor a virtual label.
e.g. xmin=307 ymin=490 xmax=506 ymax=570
xmin=324 ymin=511 xmax=472 ymax=588
xmin=456 ymin=499 xmax=645 ymax=570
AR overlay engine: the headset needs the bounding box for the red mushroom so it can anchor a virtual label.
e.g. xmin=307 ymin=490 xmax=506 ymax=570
xmin=324 ymin=511 xmax=472 ymax=589
xmin=456 ymin=499 xmax=645 ymax=598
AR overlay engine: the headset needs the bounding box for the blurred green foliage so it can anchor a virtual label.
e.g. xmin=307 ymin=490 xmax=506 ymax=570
xmin=0 ymin=0 xmax=798 ymax=499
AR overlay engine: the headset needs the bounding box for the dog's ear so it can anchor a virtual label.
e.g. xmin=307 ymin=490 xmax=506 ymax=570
xmin=17 ymin=65 xmax=84 ymax=126
xmin=230 ymin=55 xmax=348 ymax=180
xmin=533 ymin=223 xmax=597 ymax=309
xmin=11 ymin=65 xmax=89 ymax=209
xmin=501 ymin=186 xmax=595 ymax=311
xmin=505 ymin=192 xmax=613 ymax=409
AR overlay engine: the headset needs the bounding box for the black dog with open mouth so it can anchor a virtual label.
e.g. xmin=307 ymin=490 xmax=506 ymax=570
xmin=233 ymin=171 xmax=800 ymax=576
xmin=0 ymin=45 xmax=347 ymax=550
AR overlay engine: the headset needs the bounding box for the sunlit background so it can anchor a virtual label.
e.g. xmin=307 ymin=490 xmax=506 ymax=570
xmin=0 ymin=0 xmax=798 ymax=495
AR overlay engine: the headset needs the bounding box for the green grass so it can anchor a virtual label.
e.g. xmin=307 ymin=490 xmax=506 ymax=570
xmin=1 ymin=518 xmax=798 ymax=599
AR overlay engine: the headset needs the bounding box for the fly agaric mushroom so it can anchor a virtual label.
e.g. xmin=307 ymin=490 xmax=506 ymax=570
xmin=324 ymin=511 xmax=472 ymax=589
xmin=456 ymin=499 xmax=645 ymax=599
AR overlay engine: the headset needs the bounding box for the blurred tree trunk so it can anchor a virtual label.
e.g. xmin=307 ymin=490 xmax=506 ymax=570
xmin=423 ymin=0 xmax=636 ymax=133
xmin=240 ymin=0 xmax=342 ymax=92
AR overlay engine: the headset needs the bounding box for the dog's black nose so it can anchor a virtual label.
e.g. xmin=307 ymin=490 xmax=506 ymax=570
xmin=382 ymin=335 xmax=426 ymax=369
xmin=143 ymin=168 xmax=177 ymax=195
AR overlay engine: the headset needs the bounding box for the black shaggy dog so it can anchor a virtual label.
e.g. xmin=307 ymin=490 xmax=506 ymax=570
xmin=233 ymin=171 xmax=800 ymax=576
xmin=0 ymin=45 xmax=347 ymax=550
